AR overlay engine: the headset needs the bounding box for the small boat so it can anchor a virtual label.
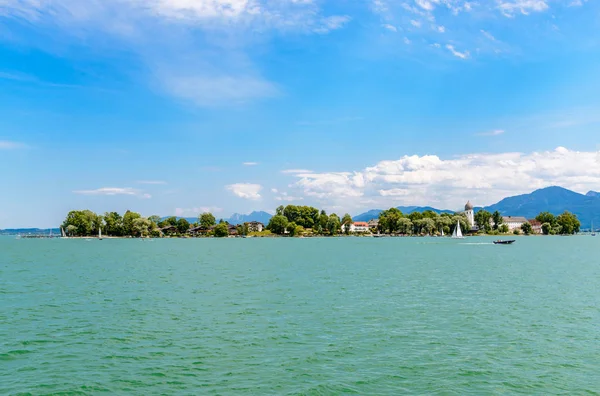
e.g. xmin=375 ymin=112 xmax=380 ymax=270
xmin=451 ymin=220 xmax=465 ymax=239
xmin=99 ymin=228 xmax=103 ymax=241
xmin=592 ymin=221 xmax=596 ymax=236
xmin=493 ymin=240 xmax=515 ymax=245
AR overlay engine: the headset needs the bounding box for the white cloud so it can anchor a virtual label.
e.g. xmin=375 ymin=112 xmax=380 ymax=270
xmin=274 ymin=191 xmax=304 ymax=201
xmin=226 ymin=183 xmax=262 ymax=200
xmin=243 ymin=162 xmax=258 ymax=166
xmin=404 ymin=37 xmax=411 ymax=45
xmin=369 ymin=0 xmax=583 ymax=60
xmin=313 ymin=15 xmax=351 ymax=34
xmin=481 ymin=30 xmax=497 ymax=41
xmin=476 ymin=129 xmax=505 ymax=136
xmin=287 ymin=147 xmax=600 ymax=210
xmin=73 ymin=187 xmax=152 ymax=199
xmin=446 ymin=44 xmax=470 ymax=59
xmin=497 ymin=0 xmax=549 ymax=17
xmin=382 ymin=23 xmax=397 ymax=32
xmin=0 ymin=140 xmax=27 ymax=149
xmin=0 ymin=0 xmax=350 ymax=107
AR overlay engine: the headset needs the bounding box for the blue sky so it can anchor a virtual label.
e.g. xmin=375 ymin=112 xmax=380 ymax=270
xmin=1 ymin=0 xmax=600 ymax=227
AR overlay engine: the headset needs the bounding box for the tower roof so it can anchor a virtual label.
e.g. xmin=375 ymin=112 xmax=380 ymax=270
xmin=465 ymin=201 xmax=474 ymax=210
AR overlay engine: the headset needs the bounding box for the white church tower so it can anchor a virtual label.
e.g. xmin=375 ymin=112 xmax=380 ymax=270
xmin=464 ymin=201 xmax=475 ymax=229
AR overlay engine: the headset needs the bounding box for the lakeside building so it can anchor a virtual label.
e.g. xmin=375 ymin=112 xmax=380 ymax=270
xmin=464 ymin=201 xmax=475 ymax=228
xmin=343 ymin=222 xmax=371 ymax=233
xmin=528 ymin=219 xmax=543 ymax=234
xmin=247 ymin=221 xmax=264 ymax=233
xmin=502 ymin=216 xmax=528 ymax=231
xmin=368 ymin=219 xmax=379 ymax=229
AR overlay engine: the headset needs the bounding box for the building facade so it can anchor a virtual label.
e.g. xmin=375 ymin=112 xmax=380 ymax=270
xmin=502 ymin=216 xmax=528 ymax=231
xmin=528 ymin=219 xmax=543 ymax=234
xmin=464 ymin=201 xmax=475 ymax=228
xmin=247 ymin=221 xmax=264 ymax=233
xmin=344 ymin=222 xmax=371 ymax=233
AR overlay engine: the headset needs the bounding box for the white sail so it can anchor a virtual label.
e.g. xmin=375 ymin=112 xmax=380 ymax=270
xmin=441 ymin=228 xmax=445 ymax=237
xmin=99 ymin=228 xmax=102 ymax=240
xmin=61 ymin=227 xmax=66 ymax=238
xmin=452 ymin=220 xmax=464 ymax=239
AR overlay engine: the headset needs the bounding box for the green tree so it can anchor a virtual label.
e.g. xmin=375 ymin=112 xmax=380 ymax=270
xmin=420 ymin=217 xmax=436 ymax=235
xmin=521 ymin=222 xmax=533 ymax=235
xmin=407 ymin=211 xmax=423 ymax=222
xmin=536 ymin=212 xmax=556 ymax=225
xmin=513 ymin=229 xmax=521 ymax=235
xmin=326 ymin=214 xmax=341 ymax=236
xmin=379 ymin=208 xmax=403 ymax=234
xmin=342 ymin=213 xmax=353 ymax=225
xmin=287 ymin=222 xmax=298 ymax=236
xmin=237 ymin=223 xmax=249 ymax=236
xmin=104 ymin=212 xmax=124 ymax=236
xmin=499 ymin=224 xmax=509 ymax=233
xmin=474 ymin=210 xmax=492 ymax=232
xmin=421 ymin=210 xmax=438 ymax=219
xmin=62 ymin=210 xmax=92 ymax=236
xmin=132 ymin=217 xmax=151 ymax=238
xmin=318 ymin=211 xmax=329 ymax=233
xmin=148 ymin=215 xmax=161 ymax=225
xmin=276 ymin=205 xmax=285 ymax=216
xmin=541 ymin=222 xmax=552 ymax=235
xmin=177 ymin=218 xmax=190 ymax=235
xmin=66 ymin=224 xmax=77 ymax=236
xmin=556 ymin=211 xmax=580 ymax=235
xmin=268 ymin=215 xmax=289 ymax=235
xmin=123 ymin=211 xmax=142 ymax=236
xmin=492 ymin=211 xmax=503 ymax=230
xmin=214 ymin=223 xmax=229 ymax=238
xmin=397 ymin=218 xmax=413 ymax=235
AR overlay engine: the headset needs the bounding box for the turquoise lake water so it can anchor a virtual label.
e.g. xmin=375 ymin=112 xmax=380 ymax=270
xmin=1 ymin=236 xmax=599 ymax=395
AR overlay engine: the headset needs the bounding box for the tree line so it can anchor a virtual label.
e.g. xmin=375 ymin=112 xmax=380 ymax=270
xmin=62 ymin=210 xmax=242 ymax=238
xmin=376 ymin=208 xmax=471 ymax=235
xmin=61 ymin=207 xmax=582 ymax=238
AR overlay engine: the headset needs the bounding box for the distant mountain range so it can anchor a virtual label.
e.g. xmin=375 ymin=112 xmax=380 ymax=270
xmin=353 ymin=206 xmax=454 ymax=222
xmin=352 ymin=187 xmax=600 ymax=228
xmin=167 ymin=211 xmax=273 ymax=226
xmin=0 ymin=228 xmax=60 ymax=236
xmin=483 ymin=186 xmax=600 ymax=227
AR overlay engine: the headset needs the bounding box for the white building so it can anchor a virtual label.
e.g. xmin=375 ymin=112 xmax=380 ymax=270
xmin=247 ymin=221 xmax=264 ymax=233
xmin=464 ymin=201 xmax=475 ymax=228
xmin=502 ymin=216 xmax=528 ymax=231
xmin=343 ymin=222 xmax=371 ymax=233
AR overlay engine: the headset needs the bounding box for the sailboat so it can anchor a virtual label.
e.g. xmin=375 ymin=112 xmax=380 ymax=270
xmin=99 ymin=228 xmax=103 ymax=241
xmin=61 ymin=227 xmax=67 ymax=238
xmin=452 ymin=220 xmax=465 ymax=239
xmin=441 ymin=228 xmax=445 ymax=237
xmin=592 ymin=221 xmax=596 ymax=237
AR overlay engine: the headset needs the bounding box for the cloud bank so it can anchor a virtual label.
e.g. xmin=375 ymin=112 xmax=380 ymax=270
xmin=288 ymin=147 xmax=600 ymax=210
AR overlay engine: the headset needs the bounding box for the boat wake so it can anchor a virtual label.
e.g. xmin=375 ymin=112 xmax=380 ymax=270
xmin=459 ymin=242 xmax=494 ymax=245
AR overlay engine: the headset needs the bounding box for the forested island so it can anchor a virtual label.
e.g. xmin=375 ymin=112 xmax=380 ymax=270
xmin=59 ymin=205 xmax=581 ymax=238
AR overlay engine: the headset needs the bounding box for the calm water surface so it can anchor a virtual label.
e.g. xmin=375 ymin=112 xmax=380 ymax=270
xmin=1 ymin=236 xmax=599 ymax=395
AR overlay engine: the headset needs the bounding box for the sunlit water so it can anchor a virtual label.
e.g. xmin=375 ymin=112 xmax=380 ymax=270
xmin=1 ymin=236 xmax=599 ymax=394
